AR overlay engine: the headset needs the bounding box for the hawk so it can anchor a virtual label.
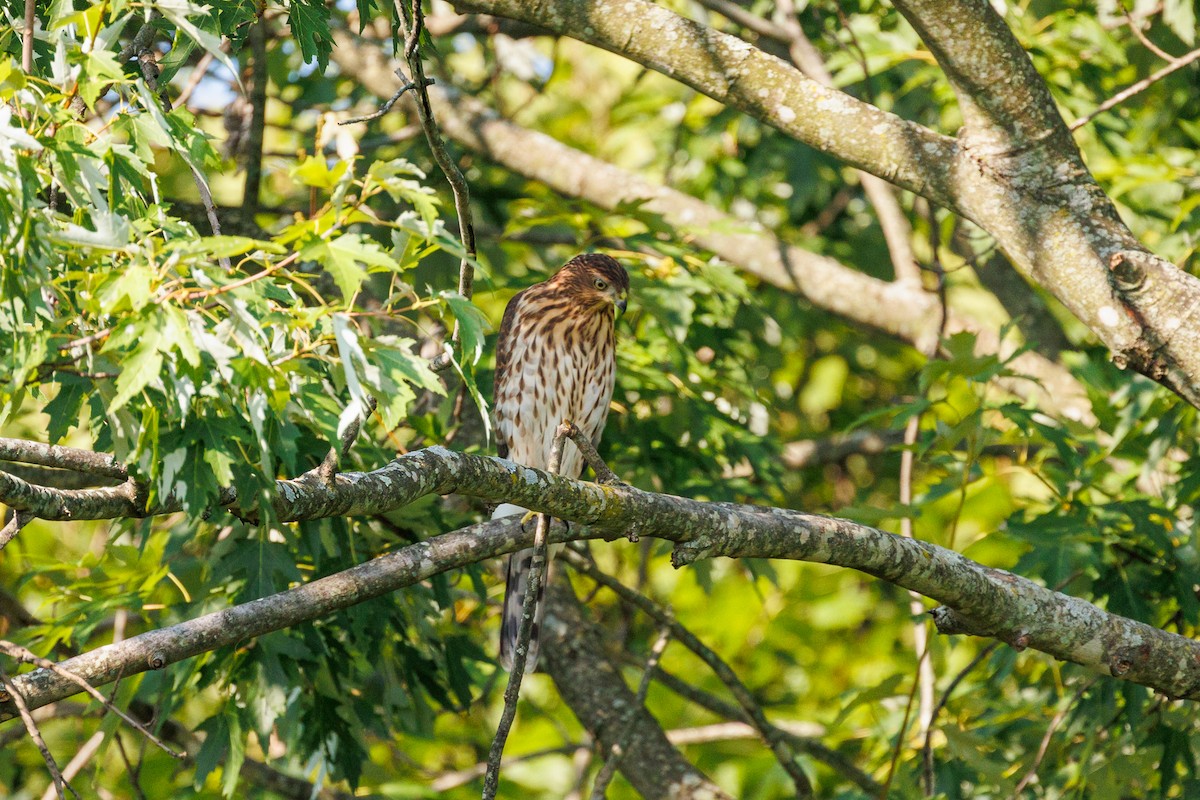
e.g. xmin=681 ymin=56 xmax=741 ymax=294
xmin=492 ymin=253 xmax=630 ymax=673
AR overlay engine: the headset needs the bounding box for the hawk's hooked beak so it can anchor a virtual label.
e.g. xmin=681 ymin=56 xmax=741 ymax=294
xmin=616 ymin=295 xmax=628 ymax=315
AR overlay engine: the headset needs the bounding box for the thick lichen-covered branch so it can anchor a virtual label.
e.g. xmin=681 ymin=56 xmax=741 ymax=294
xmin=450 ymin=0 xmax=958 ymax=206
xmin=6 ymin=445 xmax=1200 ymax=720
xmin=447 ymin=0 xmax=1200 ymax=409
xmin=330 ymin=30 xmax=1093 ymax=423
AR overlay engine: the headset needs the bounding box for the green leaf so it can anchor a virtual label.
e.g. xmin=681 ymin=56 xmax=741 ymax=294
xmin=286 ymin=0 xmax=334 ymax=69
xmin=440 ymin=291 xmax=490 ymax=365
xmin=291 ymin=154 xmax=349 ymax=190
xmin=108 ymin=324 xmax=165 ymax=412
xmin=1162 ymin=0 xmax=1196 ymax=44
xmin=45 ymin=377 xmax=89 ymax=443
xmin=302 ymin=234 xmax=398 ymax=302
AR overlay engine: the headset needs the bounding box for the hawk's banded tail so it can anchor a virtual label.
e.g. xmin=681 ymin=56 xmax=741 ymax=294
xmin=495 ymin=503 xmax=546 ymax=674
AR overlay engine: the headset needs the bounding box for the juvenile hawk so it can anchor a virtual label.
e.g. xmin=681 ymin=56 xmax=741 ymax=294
xmin=492 ymin=253 xmax=629 ymax=673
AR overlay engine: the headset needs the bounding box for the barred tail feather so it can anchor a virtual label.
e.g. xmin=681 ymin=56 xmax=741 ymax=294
xmin=494 ymin=503 xmax=544 ymax=673
xmin=500 ymin=548 xmax=546 ymax=674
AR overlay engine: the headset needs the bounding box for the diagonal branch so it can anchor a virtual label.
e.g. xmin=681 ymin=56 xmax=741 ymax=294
xmin=1069 ymin=46 xmax=1200 ymax=131
xmin=483 ymin=423 xmax=569 ymax=798
xmin=330 ymin=32 xmax=1093 ymax=423
xmin=541 ymin=582 xmax=734 ymax=799
xmin=450 ymin=0 xmax=958 ymax=205
xmin=445 ymin=0 xmax=1200 ymax=410
xmin=565 ymin=549 xmax=814 ymax=796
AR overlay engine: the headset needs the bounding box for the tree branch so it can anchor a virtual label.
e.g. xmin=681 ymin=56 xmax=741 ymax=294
xmin=565 ymin=549 xmax=814 ymax=796
xmin=0 ymin=438 xmax=128 ymax=480
xmin=541 ymin=582 xmax=734 ymax=799
xmin=446 ymin=0 xmax=1200 ymax=410
xmin=450 ymin=0 xmax=957 ymax=205
xmin=6 ymin=445 xmax=1200 ymax=720
xmin=330 ymin=32 xmax=1094 ymax=423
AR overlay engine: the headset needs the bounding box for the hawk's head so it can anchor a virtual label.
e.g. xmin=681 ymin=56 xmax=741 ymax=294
xmin=552 ymin=253 xmax=630 ymax=315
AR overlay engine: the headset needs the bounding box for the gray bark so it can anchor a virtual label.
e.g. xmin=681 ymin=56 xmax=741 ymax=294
xmin=450 ymin=0 xmax=1200 ymax=408
xmin=330 ymin=33 xmax=1095 ymax=423
xmin=5 ymin=447 xmax=1200 ymax=723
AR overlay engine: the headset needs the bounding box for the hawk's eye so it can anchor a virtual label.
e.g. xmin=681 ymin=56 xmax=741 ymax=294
xmin=593 ymin=278 xmax=608 ymax=290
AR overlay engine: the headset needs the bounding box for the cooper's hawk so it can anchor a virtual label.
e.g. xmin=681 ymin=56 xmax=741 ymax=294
xmin=493 ymin=253 xmax=630 ymax=673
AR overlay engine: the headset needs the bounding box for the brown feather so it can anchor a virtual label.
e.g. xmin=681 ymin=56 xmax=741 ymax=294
xmin=492 ymin=254 xmax=628 ymax=673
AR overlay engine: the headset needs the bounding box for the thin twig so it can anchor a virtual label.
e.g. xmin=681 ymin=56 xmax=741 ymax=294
xmin=590 ymin=626 xmax=671 ymax=798
xmin=242 ymin=14 xmax=269 ymax=219
xmin=556 ymin=421 xmax=623 ymax=486
xmin=0 ymin=667 xmax=73 ymax=799
xmin=340 ymin=73 xmax=434 ymax=124
xmin=0 ymin=510 xmax=34 ymax=551
xmin=38 ymin=731 xmax=105 ymax=800
xmin=113 ymin=735 xmax=150 ymax=800
xmin=396 ymin=0 xmax=477 ymax=372
xmin=482 ymin=423 xmax=571 ymax=799
xmin=562 ymin=549 xmax=815 ymax=798
xmin=317 ymin=396 xmax=378 ymax=485
xmin=1070 ymin=46 xmax=1200 ymax=131
xmin=139 ymin=45 xmax=232 ymax=269
xmin=22 ymin=0 xmax=35 ymax=72
xmin=694 ymin=0 xmax=791 ymax=42
xmin=0 ymin=640 xmax=184 ymax=758
xmin=889 ymin=199 xmax=948 ymax=797
xmin=1115 ymin=0 xmax=1174 ymax=61
xmin=175 ymin=51 xmax=215 ymax=109
xmin=1010 ymin=679 xmax=1096 ymax=797
xmin=774 ymin=0 xmax=918 ymax=284
xmin=431 ymin=743 xmax=588 ymax=791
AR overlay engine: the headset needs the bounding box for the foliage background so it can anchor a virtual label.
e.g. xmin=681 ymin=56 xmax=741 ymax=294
xmin=0 ymin=0 xmax=1199 ymax=797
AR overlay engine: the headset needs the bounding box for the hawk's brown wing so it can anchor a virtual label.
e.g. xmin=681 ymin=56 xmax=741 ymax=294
xmin=492 ymin=286 xmax=528 ymax=462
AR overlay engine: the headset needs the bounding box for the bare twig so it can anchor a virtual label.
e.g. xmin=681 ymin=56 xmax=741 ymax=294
xmin=0 ymin=667 xmax=73 ymax=799
xmin=556 ymin=420 xmax=623 ymax=486
xmin=918 ymin=640 xmax=1000 ymax=782
xmin=431 ymin=743 xmax=588 ymax=791
xmin=0 ymin=510 xmax=34 ymax=551
xmin=0 ymin=640 xmax=184 ymax=758
xmin=175 ymin=51 xmax=215 ymax=109
xmin=783 ymin=429 xmax=905 ymax=469
xmin=1115 ymin=0 xmax=1174 ymax=61
xmin=773 ymin=0 xmax=919 ymax=284
xmin=22 ymin=0 xmax=34 ymax=72
xmin=396 ymin=0 xmax=477 ymax=372
xmin=1070 ymin=46 xmax=1200 ymax=130
xmin=483 ymin=423 xmax=570 ymax=799
xmin=667 ymin=721 xmax=819 ymax=745
xmin=694 ymin=0 xmax=790 ymax=42
xmin=562 ymin=549 xmax=815 ymax=797
xmin=317 ymin=396 xmax=379 ymax=485
xmin=1010 ymin=679 xmax=1096 ymax=797
xmin=242 ymin=15 xmax=269 ymax=218
xmin=340 ymin=72 xmax=434 ymax=124
xmin=39 ymin=731 xmax=105 ymax=800
xmin=142 ymin=44 xmax=230 ymax=268
xmin=888 ymin=200 xmax=948 ymax=798
xmin=137 ymin=42 xmax=230 ymax=269
xmin=590 ymin=626 xmax=671 ymax=798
